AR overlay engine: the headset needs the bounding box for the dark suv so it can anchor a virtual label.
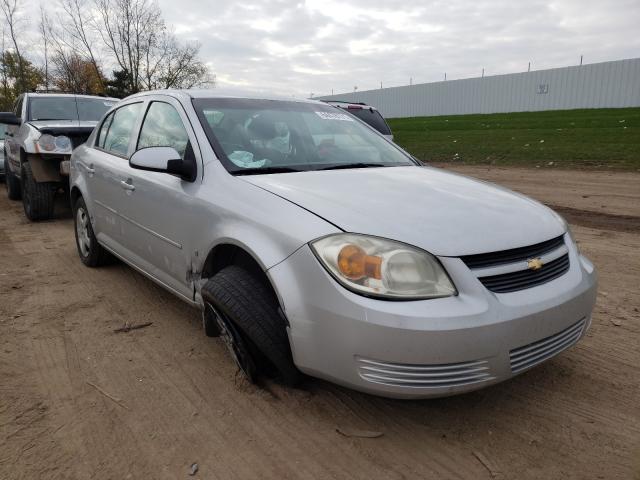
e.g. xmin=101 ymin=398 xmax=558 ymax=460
xmin=324 ymin=101 xmax=393 ymax=141
xmin=1 ymin=93 xmax=117 ymax=221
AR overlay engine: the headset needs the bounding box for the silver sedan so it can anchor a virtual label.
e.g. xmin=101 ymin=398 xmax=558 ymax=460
xmin=69 ymin=90 xmax=597 ymax=399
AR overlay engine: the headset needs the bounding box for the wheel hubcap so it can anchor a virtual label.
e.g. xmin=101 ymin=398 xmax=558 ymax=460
xmin=76 ymin=207 xmax=91 ymax=257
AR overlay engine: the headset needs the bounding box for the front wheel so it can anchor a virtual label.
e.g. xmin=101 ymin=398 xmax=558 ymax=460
xmin=201 ymin=265 xmax=301 ymax=386
xmin=73 ymin=196 xmax=111 ymax=267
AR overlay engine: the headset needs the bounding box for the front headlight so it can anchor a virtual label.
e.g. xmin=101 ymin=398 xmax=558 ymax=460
xmin=36 ymin=134 xmax=72 ymax=153
xmin=310 ymin=234 xmax=457 ymax=300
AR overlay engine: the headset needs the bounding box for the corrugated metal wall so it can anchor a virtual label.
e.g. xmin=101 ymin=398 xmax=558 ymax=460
xmin=317 ymin=58 xmax=640 ymax=118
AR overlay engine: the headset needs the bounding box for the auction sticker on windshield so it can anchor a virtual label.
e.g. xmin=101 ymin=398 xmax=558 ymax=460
xmin=315 ymin=111 xmax=354 ymax=121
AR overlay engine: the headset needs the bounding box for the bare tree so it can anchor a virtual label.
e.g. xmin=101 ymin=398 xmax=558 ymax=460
xmin=141 ymin=33 xmax=213 ymax=90
xmin=58 ymin=0 xmax=104 ymax=90
xmin=94 ymin=0 xmax=163 ymax=93
xmin=94 ymin=0 xmax=212 ymax=94
xmin=1 ymin=30 xmax=9 ymax=104
xmin=39 ymin=6 xmax=49 ymax=91
xmin=0 ymin=0 xmax=24 ymax=92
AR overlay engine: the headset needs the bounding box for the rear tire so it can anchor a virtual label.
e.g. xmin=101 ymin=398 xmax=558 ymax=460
xmin=5 ymin=160 xmax=21 ymax=200
xmin=201 ymin=265 xmax=301 ymax=386
xmin=21 ymin=162 xmax=55 ymax=221
xmin=73 ymin=196 xmax=111 ymax=267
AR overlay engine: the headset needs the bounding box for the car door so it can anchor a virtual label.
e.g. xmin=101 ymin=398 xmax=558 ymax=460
xmin=112 ymin=97 xmax=202 ymax=300
xmin=85 ymin=101 xmax=144 ymax=252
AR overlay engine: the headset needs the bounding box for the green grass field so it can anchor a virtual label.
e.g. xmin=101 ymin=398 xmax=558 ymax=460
xmin=388 ymin=107 xmax=640 ymax=169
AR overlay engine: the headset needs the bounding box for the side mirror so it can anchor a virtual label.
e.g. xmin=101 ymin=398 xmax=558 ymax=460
xmin=0 ymin=112 xmax=21 ymax=125
xmin=130 ymin=146 xmax=184 ymax=175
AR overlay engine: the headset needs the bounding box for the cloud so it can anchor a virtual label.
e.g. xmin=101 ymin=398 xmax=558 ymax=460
xmin=17 ymin=0 xmax=640 ymax=97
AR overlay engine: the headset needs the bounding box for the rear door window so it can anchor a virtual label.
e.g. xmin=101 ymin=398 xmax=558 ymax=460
xmin=102 ymin=103 xmax=143 ymax=156
xmin=96 ymin=112 xmax=115 ymax=149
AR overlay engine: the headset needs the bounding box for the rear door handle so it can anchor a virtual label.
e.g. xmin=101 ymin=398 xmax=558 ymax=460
xmin=120 ymin=180 xmax=135 ymax=191
xmin=79 ymin=162 xmax=95 ymax=175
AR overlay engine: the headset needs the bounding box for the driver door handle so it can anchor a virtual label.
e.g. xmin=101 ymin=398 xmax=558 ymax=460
xmin=120 ymin=180 xmax=135 ymax=191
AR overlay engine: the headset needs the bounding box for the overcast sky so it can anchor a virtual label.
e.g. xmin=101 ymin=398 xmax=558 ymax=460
xmin=20 ymin=0 xmax=640 ymax=97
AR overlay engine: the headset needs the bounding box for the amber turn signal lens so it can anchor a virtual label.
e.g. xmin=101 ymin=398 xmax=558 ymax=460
xmin=337 ymin=244 xmax=382 ymax=280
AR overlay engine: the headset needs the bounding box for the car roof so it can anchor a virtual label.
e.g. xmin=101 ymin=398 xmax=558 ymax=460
xmin=25 ymin=92 xmax=119 ymax=101
xmin=124 ymin=89 xmax=325 ymax=106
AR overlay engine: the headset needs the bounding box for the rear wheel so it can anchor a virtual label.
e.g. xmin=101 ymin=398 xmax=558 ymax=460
xmin=21 ymin=162 xmax=55 ymax=221
xmin=201 ymin=265 xmax=300 ymax=386
xmin=5 ymin=159 xmax=21 ymax=200
xmin=73 ymin=196 xmax=111 ymax=267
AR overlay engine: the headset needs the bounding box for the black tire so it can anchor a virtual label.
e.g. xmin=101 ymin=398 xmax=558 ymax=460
xmin=5 ymin=160 xmax=21 ymax=200
xmin=21 ymin=162 xmax=55 ymax=221
xmin=201 ymin=265 xmax=300 ymax=386
xmin=73 ymin=196 xmax=111 ymax=267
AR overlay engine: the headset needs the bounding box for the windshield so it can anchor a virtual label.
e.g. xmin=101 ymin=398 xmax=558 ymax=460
xmin=29 ymin=97 xmax=116 ymax=122
xmin=0 ymin=123 xmax=6 ymax=140
xmin=193 ymin=98 xmax=415 ymax=174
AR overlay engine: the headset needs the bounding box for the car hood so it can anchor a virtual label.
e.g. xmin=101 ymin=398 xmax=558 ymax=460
xmin=242 ymin=166 xmax=566 ymax=257
xmin=28 ymin=120 xmax=98 ymax=136
xmin=29 ymin=120 xmax=98 ymax=129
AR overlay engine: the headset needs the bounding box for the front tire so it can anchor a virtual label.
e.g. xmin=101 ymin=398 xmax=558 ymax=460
xmin=21 ymin=162 xmax=55 ymax=221
xmin=73 ymin=196 xmax=111 ymax=267
xmin=5 ymin=160 xmax=21 ymax=200
xmin=201 ymin=266 xmax=300 ymax=386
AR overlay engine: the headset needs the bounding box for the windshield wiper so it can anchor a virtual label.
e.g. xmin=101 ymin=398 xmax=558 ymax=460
xmin=232 ymin=166 xmax=302 ymax=176
xmin=317 ymin=163 xmax=388 ymax=171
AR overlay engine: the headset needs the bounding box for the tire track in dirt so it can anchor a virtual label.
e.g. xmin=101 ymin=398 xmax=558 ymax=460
xmin=549 ymin=205 xmax=640 ymax=233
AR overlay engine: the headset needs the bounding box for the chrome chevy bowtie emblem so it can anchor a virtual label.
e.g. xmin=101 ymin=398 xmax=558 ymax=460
xmin=527 ymin=258 xmax=544 ymax=271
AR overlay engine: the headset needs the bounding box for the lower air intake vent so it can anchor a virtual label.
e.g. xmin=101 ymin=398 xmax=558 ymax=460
xmin=510 ymin=318 xmax=586 ymax=374
xmin=356 ymin=357 xmax=494 ymax=388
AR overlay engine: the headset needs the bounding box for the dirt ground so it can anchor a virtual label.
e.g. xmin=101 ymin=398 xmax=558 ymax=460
xmin=1 ymin=166 xmax=639 ymax=480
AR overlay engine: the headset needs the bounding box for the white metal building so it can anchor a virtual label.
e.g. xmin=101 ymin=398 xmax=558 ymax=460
xmin=317 ymin=58 xmax=640 ymax=119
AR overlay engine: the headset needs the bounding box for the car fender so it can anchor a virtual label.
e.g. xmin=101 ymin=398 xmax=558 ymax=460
xmin=192 ymin=162 xmax=340 ymax=295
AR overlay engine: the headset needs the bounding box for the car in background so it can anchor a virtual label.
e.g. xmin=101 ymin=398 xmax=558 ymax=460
xmin=0 ymin=123 xmax=6 ymax=181
xmin=69 ymin=90 xmax=597 ymax=399
xmin=1 ymin=93 xmax=118 ymax=220
xmin=324 ymin=100 xmax=393 ymax=141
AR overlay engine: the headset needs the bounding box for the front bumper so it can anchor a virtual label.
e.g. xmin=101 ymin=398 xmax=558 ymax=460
xmin=268 ymin=236 xmax=597 ymax=399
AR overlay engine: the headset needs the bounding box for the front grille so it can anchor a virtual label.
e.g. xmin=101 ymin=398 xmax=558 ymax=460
xmin=356 ymin=357 xmax=494 ymax=388
xmin=510 ymin=318 xmax=586 ymax=374
xmin=461 ymin=235 xmax=565 ymax=269
xmin=478 ymin=253 xmax=570 ymax=293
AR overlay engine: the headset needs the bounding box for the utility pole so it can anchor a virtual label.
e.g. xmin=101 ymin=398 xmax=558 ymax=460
xmin=528 ymin=62 xmax=531 ymax=72
xmin=380 ymin=81 xmax=382 ymax=89
xmin=482 ymin=68 xmax=484 ymax=78
xmin=444 ymin=73 xmax=447 ymax=81
xmin=580 ymin=55 xmax=583 ymax=66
